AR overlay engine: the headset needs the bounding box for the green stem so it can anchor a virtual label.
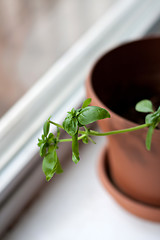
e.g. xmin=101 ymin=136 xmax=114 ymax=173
xmin=59 ymin=134 xmax=86 ymax=143
xmin=79 ymin=123 xmax=150 ymax=136
xmin=49 ymin=121 xmax=64 ymax=129
xmin=57 ymin=123 xmax=150 ymax=143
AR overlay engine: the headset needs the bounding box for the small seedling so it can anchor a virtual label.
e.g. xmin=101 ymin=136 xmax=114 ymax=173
xmin=38 ymin=99 xmax=160 ymax=181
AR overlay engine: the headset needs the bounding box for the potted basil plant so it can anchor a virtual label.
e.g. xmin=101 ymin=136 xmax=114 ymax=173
xmin=38 ymin=98 xmax=160 ymax=222
xmin=38 ymin=37 xmax=160 ymax=222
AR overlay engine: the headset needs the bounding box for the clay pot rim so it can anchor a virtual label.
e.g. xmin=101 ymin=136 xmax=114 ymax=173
xmin=98 ymin=145 xmax=160 ymax=222
xmin=86 ymin=36 xmax=160 ymax=137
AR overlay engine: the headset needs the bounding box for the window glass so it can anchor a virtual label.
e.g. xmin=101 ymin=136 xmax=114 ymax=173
xmin=0 ymin=0 xmax=116 ymax=117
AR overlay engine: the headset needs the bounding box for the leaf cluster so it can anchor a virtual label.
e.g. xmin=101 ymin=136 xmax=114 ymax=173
xmin=38 ymin=98 xmax=160 ymax=181
xmin=38 ymin=98 xmax=110 ymax=181
xmin=38 ymin=119 xmax=63 ymax=181
xmin=63 ymin=98 xmax=110 ymax=164
xmin=135 ymin=100 xmax=160 ymax=150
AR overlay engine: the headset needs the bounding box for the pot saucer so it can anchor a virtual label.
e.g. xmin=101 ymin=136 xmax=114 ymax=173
xmin=98 ymin=146 xmax=160 ymax=222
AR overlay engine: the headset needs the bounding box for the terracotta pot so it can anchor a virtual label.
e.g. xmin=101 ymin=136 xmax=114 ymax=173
xmin=86 ymin=37 xmax=160 ymax=219
xmin=98 ymin=146 xmax=160 ymax=222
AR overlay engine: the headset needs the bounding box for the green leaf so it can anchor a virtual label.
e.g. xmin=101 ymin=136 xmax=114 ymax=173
xmin=48 ymin=133 xmax=55 ymax=144
xmin=82 ymin=98 xmax=92 ymax=108
xmin=37 ymin=138 xmax=44 ymax=147
xmin=145 ymin=113 xmax=155 ymax=125
xmin=88 ymin=136 xmax=96 ymax=144
xmin=55 ymin=157 xmax=63 ymax=174
xmin=72 ymin=132 xmax=80 ymax=164
xmin=82 ymin=136 xmax=88 ymax=144
xmin=42 ymin=148 xmax=58 ymax=181
xmin=43 ymin=120 xmax=50 ymax=137
xmin=63 ymin=117 xmax=78 ymax=136
xmin=145 ymin=109 xmax=160 ymax=126
xmin=146 ymin=125 xmax=154 ymax=151
xmin=40 ymin=143 xmax=47 ymax=157
xmin=78 ymin=106 xmax=110 ymax=125
xmin=42 ymin=134 xmax=45 ymax=140
xmin=72 ymin=152 xmax=80 ymax=164
xmin=135 ymin=100 xmax=154 ymax=113
xmin=57 ymin=127 xmax=60 ymax=139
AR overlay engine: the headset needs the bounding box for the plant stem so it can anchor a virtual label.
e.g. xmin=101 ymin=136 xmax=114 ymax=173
xmin=59 ymin=134 xmax=86 ymax=143
xmin=86 ymin=123 xmax=150 ymax=136
xmin=59 ymin=123 xmax=150 ymax=143
xmin=79 ymin=123 xmax=150 ymax=136
xmin=49 ymin=120 xmax=64 ymax=129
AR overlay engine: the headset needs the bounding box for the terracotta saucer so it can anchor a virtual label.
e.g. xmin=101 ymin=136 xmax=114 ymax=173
xmin=98 ymin=146 xmax=160 ymax=222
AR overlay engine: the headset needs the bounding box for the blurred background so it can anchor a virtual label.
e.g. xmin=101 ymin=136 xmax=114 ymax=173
xmin=0 ymin=0 xmax=115 ymax=117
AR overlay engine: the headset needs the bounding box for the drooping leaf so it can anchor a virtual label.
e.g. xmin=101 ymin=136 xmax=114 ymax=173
xmin=72 ymin=132 xmax=80 ymax=164
xmin=42 ymin=148 xmax=58 ymax=181
xmin=135 ymin=100 xmax=154 ymax=113
xmin=82 ymin=98 xmax=92 ymax=108
xmin=72 ymin=152 xmax=80 ymax=164
xmin=146 ymin=125 xmax=154 ymax=151
xmin=43 ymin=120 xmax=50 ymax=137
xmin=40 ymin=143 xmax=47 ymax=157
xmin=78 ymin=106 xmax=110 ymax=126
xmin=55 ymin=157 xmax=63 ymax=174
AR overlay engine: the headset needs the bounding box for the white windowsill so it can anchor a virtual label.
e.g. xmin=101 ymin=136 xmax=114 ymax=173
xmin=3 ymin=134 xmax=160 ymax=240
